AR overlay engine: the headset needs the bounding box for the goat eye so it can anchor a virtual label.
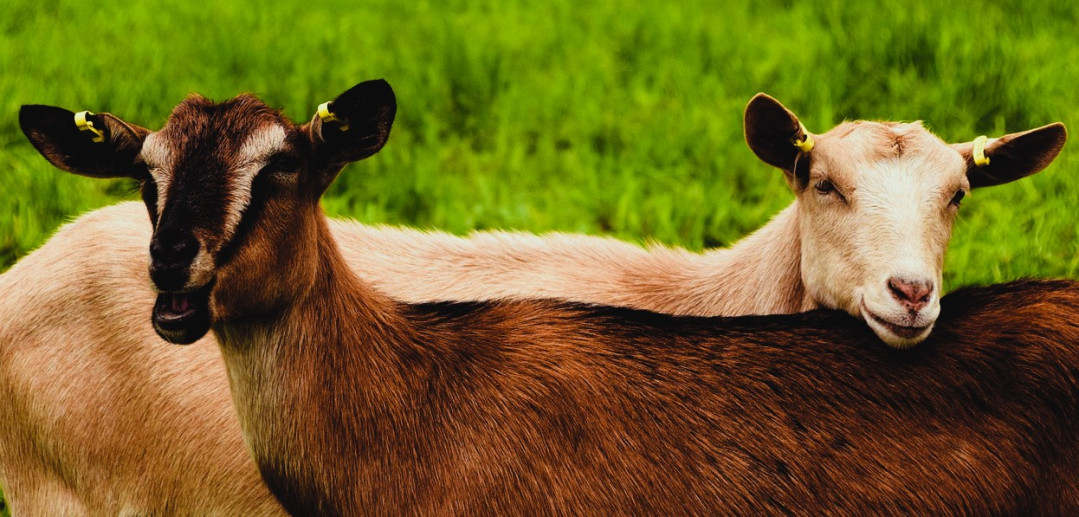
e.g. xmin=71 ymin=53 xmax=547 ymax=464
xmin=259 ymin=155 xmax=299 ymax=176
xmin=950 ymin=189 xmax=966 ymax=207
xmin=815 ymin=179 xmax=836 ymax=195
xmin=140 ymin=174 xmax=157 ymax=195
xmin=140 ymin=176 xmax=160 ymax=222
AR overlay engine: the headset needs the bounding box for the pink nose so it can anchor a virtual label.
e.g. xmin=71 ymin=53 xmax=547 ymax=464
xmin=887 ymin=277 xmax=933 ymax=312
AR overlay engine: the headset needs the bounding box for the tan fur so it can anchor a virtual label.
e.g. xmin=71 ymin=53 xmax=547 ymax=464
xmin=791 ymin=120 xmax=969 ymax=346
xmin=333 ymin=202 xmax=810 ymax=314
xmin=0 ymin=205 xmax=283 ymax=515
xmin=10 ymin=207 xmax=1078 ymax=514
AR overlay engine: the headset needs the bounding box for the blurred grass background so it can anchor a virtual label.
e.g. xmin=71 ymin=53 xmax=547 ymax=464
xmin=1 ymin=0 xmax=1078 ymax=508
xmin=3 ymin=0 xmax=1078 ymax=283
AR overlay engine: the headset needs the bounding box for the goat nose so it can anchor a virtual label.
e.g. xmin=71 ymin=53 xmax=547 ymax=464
xmin=150 ymin=230 xmax=199 ymax=266
xmin=149 ymin=230 xmax=199 ymax=291
xmin=886 ymin=277 xmax=933 ymax=312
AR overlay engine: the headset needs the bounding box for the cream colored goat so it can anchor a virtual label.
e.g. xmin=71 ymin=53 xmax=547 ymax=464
xmin=305 ymin=96 xmax=1068 ymax=348
xmin=2 ymin=89 xmax=1063 ymax=512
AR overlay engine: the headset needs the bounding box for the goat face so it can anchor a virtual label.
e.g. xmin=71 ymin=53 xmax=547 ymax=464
xmin=19 ymin=80 xmax=397 ymax=344
xmin=745 ymin=94 xmax=1066 ymax=348
xmin=793 ymin=122 xmax=966 ymax=348
xmin=139 ymin=96 xmax=305 ymax=344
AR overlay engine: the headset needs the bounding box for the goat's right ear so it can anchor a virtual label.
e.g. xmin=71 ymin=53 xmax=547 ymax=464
xmin=305 ymin=79 xmax=396 ymax=188
xmin=744 ymin=93 xmax=813 ymax=182
xmin=19 ymin=105 xmax=150 ymax=178
xmin=951 ymin=122 xmax=1067 ymax=188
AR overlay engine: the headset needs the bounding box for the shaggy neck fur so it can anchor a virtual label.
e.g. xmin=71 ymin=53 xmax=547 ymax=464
xmin=215 ymin=215 xmax=411 ymax=513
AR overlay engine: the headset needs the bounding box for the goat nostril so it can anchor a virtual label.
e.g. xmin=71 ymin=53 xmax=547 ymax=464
xmin=887 ymin=278 xmax=933 ymax=307
xmin=151 ymin=231 xmax=199 ymax=265
xmin=172 ymin=235 xmax=198 ymax=262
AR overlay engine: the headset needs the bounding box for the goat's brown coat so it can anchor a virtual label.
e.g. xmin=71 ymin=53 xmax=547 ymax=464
xmin=222 ymin=202 xmax=1079 ymax=513
xmin=86 ymin=88 xmax=1079 ymax=513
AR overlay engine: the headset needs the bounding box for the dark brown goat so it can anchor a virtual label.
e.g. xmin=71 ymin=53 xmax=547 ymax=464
xmin=19 ymin=80 xmax=1079 ymax=514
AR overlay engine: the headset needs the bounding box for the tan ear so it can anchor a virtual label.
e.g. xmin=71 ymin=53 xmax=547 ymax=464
xmin=952 ymin=123 xmax=1067 ymax=188
xmin=744 ymin=93 xmax=813 ymax=181
xmin=19 ymin=105 xmax=150 ymax=179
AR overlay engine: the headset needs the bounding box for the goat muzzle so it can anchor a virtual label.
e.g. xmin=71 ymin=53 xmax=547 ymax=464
xmin=152 ymin=284 xmax=213 ymax=345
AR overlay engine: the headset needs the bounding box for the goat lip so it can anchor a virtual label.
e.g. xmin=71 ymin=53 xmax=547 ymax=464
xmin=155 ymin=293 xmax=197 ymax=320
xmin=152 ymin=286 xmax=212 ymax=345
xmin=861 ymin=301 xmax=931 ymax=340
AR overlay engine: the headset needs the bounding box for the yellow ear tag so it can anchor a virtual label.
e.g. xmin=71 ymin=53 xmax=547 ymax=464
xmin=74 ymin=111 xmax=105 ymax=143
xmin=791 ymin=122 xmax=814 ymax=153
xmin=972 ymin=135 xmax=991 ymax=167
xmin=317 ymin=101 xmax=349 ymax=132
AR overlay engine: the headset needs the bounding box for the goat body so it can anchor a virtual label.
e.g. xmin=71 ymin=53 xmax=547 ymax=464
xmin=227 ymin=215 xmax=1079 ymax=514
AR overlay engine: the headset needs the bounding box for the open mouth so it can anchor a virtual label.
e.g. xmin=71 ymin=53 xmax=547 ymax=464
xmin=861 ymin=301 xmax=931 ymax=341
xmin=152 ymin=283 xmax=213 ymax=345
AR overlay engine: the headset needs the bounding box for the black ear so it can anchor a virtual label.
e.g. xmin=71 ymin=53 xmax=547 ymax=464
xmin=19 ymin=105 xmax=150 ymax=179
xmin=306 ymin=79 xmax=396 ymax=186
xmin=744 ymin=93 xmax=813 ymax=182
xmin=951 ymin=123 xmax=1067 ymax=188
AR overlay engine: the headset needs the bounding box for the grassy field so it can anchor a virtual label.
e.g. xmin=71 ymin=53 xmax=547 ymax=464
xmin=3 ymin=0 xmax=1078 ymax=285
xmin=1 ymin=0 xmax=1078 ymax=509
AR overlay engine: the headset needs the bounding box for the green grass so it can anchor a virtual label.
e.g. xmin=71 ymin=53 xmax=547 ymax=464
xmin=3 ymin=0 xmax=1078 ymax=289
xmin=1 ymin=0 xmax=1078 ymax=509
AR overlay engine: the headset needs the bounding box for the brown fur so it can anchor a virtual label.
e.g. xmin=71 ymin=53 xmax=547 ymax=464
xmin=0 ymin=199 xmax=806 ymax=513
xmin=223 ymin=212 xmax=1079 ymax=514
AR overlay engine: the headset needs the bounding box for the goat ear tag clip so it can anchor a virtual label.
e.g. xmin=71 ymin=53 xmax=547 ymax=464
xmin=74 ymin=111 xmax=106 ymax=144
xmin=317 ymin=101 xmax=349 ymax=132
xmin=972 ymin=135 xmax=991 ymax=166
xmin=791 ymin=122 xmax=814 ymax=153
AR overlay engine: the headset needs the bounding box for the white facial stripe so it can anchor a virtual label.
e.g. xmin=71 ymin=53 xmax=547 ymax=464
xmin=237 ymin=123 xmax=288 ymax=167
xmin=155 ymin=169 xmax=171 ymax=221
xmin=222 ymin=124 xmax=288 ymax=239
xmin=860 ymin=160 xmax=923 ymax=224
xmin=140 ymin=131 xmax=172 ymax=168
xmin=185 ymin=247 xmax=215 ymax=290
xmin=139 ymin=132 xmax=174 ymax=219
xmin=860 ymin=159 xmax=942 ymax=271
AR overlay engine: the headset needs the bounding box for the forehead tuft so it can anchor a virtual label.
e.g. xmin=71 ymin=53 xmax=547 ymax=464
xmin=819 ymin=120 xmax=956 ymax=166
xmin=157 ymin=94 xmax=293 ymax=153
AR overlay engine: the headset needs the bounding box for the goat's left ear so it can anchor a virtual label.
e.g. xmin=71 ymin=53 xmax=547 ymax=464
xmin=305 ymin=79 xmax=396 ymax=188
xmin=19 ymin=105 xmax=150 ymax=179
xmin=952 ymin=122 xmax=1067 ymax=188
